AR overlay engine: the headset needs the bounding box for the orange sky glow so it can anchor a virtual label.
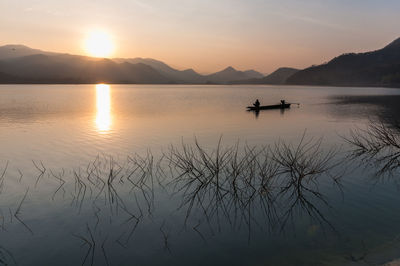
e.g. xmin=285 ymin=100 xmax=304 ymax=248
xmin=0 ymin=0 xmax=399 ymax=73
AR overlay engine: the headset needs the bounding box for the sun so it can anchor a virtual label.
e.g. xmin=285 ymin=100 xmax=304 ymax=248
xmin=84 ymin=30 xmax=114 ymax=58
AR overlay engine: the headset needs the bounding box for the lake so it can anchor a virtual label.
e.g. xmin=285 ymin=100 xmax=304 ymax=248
xmin=1 ymin=84 xmax=400 ymax=265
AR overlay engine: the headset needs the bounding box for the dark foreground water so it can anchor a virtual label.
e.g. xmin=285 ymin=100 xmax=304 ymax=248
xmin=1 ymin=84 xmax=400 ymax=265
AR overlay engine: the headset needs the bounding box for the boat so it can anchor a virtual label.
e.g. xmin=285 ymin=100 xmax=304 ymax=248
xmin=247 ymin=103 xmax=291 ymax=111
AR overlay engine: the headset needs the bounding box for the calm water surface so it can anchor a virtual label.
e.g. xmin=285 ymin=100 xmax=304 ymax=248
xmin=1 ymin=84 xmax=400 ymax=265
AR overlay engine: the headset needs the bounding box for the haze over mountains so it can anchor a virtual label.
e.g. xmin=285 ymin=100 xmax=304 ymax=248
xmin=230 ymin=67 xmax=299 ymax=85
xmin=0 ymin=37 xmax=400 ymax=87
xmin=0 ymin=45 xmax=263 ymax=84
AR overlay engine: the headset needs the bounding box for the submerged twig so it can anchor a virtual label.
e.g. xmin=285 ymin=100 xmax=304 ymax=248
xmin=14 ymin=187 xmax=33 ymax=235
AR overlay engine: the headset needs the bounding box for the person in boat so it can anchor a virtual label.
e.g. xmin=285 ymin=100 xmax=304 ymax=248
xmin=280 ymin=100 xmax=286 ymax=107
xmin=254 ymin=99 xmax=260 ymax=108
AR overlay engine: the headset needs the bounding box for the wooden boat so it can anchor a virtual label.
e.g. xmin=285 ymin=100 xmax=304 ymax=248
xmin=247 ymin=103 xmax=291 ymax=111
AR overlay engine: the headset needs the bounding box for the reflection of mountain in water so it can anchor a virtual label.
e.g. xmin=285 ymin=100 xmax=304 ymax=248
xmin=329 ymin=95 xmax=400 ymax=124
xmin=331 ymin=95 xmax=400 ymax=177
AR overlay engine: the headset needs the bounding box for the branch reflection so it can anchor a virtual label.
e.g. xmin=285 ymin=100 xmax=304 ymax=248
xmin=344 ymin=120 xmax=400 ymax=177
xmin=163 ymin=136 xmax=343 ymax=235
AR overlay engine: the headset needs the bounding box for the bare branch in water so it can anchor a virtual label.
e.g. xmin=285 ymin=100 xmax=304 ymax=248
xmin=0 ymin=245 xmax=17 ymax=266
xmin=163 ymin=136 xmax=342 ymax=235
xmin=343 ymin=121 xmax=400 ymax=176
xmin=271 ymin=134 xmax=342 ymax=232
xmin=0 ymin=134 xmax=343 ymax=262
xmin=32 ymin=160 xmax=46 ymax=187
xmin=72 ymin=224 xmax=97 ymax=266
xmin=0 ymin=161 xmax=9 ymax=193
xmin=14 ymin=187 xmax=33 ymax=235
xmin=160 ymin=220 xmax=172 ymax=254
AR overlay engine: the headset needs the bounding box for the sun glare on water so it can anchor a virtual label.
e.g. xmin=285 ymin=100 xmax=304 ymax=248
xmin=85 ymin=30 xmax=114 ymax=58
xmin=95 ymin=84 xmax=112 ymax=133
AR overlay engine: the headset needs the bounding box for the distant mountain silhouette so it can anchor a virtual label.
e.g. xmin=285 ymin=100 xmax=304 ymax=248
xmin=0 ymin=71 xmax=18 ymax=82
xmin=243 ymin=70 xmax=264 ymax=79
xmin=3 ymin=38 xmax=399 ymax=86
xmin=229 ymin=67 xmax=298 ymax=84
xmin=0 ymin=45 xmax=263 ymax=84
xmin=260 ymin=68 xmax=298 ymax=84
xmin=0 ymin=44 xmax=55 ymax=59
xmin=0 ymin=53 xmax=170 ymax=83
xmin=287 ymin=37 xmax=400 ymax=87
xmin=115 ymin=60 xmax=263 ymax=83
xmin=114 ymin=57 xmax=204 ymax=83
xmin=204 ymin=66 xmax=263 ymax=83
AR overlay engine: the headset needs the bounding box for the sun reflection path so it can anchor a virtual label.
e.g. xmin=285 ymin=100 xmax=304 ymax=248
xmin=95 ymin=84 xmax=112 ymax=133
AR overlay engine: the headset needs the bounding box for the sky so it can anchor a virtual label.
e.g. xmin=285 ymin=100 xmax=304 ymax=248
xmin=1 ymin=0 xmax=399 ymax=74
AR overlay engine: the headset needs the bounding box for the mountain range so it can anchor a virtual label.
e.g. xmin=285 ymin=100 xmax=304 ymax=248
xmin=229 ymin=67 xmax=299 ymax=85
xmin=0 ymin=45 xmax=264 ymax=84
xmin=0 ymin=37 xmax=400 ymax=87
xmin=287 ymin=37 xmax=400 ymax=87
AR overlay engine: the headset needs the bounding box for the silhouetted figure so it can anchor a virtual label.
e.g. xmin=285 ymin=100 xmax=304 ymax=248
xmin=254 ymin=99 xmax=260 ymax=109
xmin=280 ymin=100 xmax=286 ymax=107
